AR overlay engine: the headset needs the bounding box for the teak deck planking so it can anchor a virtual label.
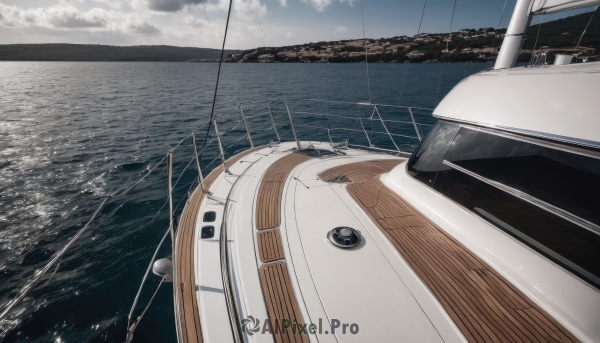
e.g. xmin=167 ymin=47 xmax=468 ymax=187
xmin=255 ymin=152 xmax=312 ymax=343
xmin=174 ymin=147 xmax=262 ymax=343
xmin=259 ymin=261 xmax=310 ymax=343
xmin=257 ymin=229 xmax=285 ymax=263
xmin=256 ymin=153 xmax=312 ymax=230
xmin=319 ymin=159 xmax=403 ymax=184
xmin=326 ymin=159 xmax=580 ymax=343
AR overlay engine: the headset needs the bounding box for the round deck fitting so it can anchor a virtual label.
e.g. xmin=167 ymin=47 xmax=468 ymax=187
xmin=327 ymin=227 xmax=361 ymax=248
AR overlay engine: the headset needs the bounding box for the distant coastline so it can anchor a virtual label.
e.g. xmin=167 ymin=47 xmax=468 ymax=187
xmin=0 ymin=44 xmax=239 ymax=62
xmin=227 ymin=12 xmax=598 ymax=63
xmin=1 ymin=12 xmax=597 ymax=63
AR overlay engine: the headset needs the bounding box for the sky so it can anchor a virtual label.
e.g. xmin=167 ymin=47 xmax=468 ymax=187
xmin=0 ymin=0 xmax=592 ymax=49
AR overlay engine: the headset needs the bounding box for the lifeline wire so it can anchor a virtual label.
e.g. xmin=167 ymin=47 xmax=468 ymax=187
xmin=201 ymin=0 xmax=235 ymax=158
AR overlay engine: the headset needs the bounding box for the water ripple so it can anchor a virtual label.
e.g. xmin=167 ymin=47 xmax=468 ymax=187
xmin=0 ymin=61 xmax=488 ymax=342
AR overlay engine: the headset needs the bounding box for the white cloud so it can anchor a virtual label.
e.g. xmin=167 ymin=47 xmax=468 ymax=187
xmin=277 ymin=0 xmax=288 ymax=7
xmin=0 ymin=0 xmax=356 ymax=49
xmin=57 ymin=0 xmax=86 ymax=4
xmin=204 ymin=0 xmax=267 ymax=21
xmin=233 ymin=0 xmax=267 ymax=20
xmin=146 ymin=0 xmax=207 ymax=12
xmin=334 ymin=25 xmax=346 ymax=33
xmin=91 ymin=0 xmax=124 ymax=10
xmin=129 ymin=21 xmax=161 ymax=34
xmin=0 ymin=4 xmax=159 ymax=35
xmin=184 ymin=15 xmax=207 ymax=28
xmin=301 ymin=0 xmax=354 ymax=12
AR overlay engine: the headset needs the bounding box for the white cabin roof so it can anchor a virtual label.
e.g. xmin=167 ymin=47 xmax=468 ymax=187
xmin=433 ymin=62 xmax=600 ymax=148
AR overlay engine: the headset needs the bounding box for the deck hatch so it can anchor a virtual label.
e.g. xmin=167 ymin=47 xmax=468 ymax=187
xmin=327 ymin=227 xmax=361 ymax=248
xmin=200 ymin=226 xmax=215 ymax=239
xmin=203 ymin=211 xmax=216 ymax=222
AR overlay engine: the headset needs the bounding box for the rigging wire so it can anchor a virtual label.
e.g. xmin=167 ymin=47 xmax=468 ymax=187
xmin=126 ymin=227 xmax=171 ymax=331
xmin=0 ymin=116 xmax=217 ymax=322
xmin=126 ymin=276 xmax=166 ymax=343
xmin=444 ymin=0 xmax=457 ymax=53
xmin=359 ymin=0 xmax=372 ymax=104
xmin=575 ymin=6 xmax=598 ymax=49
xmin=202 ymin=2 xmax=219 ymax=47
xmin=398 ymin=0 xmax=428 ymax=105
xmin=491 ymin=0 xmax=509 ymax=59
xmin=0 ymin=197 xmax=109 ymax=322
xmin=529 ymin=13 xmax=545 ymax=64
xmin=258 ymin=17 xmax=267 ymax=46
xmin=201 ymin=0 xmax=235 ymax=160
xmin=436 ymin=0 xmax=458 ymax=105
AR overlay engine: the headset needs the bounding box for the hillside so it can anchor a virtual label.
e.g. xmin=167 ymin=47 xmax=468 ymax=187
xmin=0 ymin=12 xmax=597 ymax=63
xmin=227 ymin=11 xmax=599 ymax=63
xmin=0 ymin=44 xmax=239 ymax=62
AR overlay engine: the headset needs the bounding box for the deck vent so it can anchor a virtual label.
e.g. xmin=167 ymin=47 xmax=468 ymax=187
xmin=327 ymin=227 xmax=361 ymax=248
xmin=332 ymin=174 xmax=350 ymax=183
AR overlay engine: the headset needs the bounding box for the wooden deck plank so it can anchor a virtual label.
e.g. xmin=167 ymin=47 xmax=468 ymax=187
xmin=259 ymin=262 xmax=309 ymax=343
xmin=256 ymin=153 xmax=311 ymax=230
xmin=174 ymin=147 xmax=263 ymax=343
xmin=318 ymin=159 xmax=580 ymax=343
xmin=255 ymin=152 xmax=312 ymax=343
xmin=258 ymin=229 xmax=285 ymax=263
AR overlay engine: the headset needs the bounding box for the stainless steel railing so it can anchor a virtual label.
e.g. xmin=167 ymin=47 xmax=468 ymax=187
xmin=210 ymin=98 xmax=434 ymax=343
xmin=1 ymin=96 xmax=435 ymax=343
xmin=218 ymin=98 xmax=434 ymax=156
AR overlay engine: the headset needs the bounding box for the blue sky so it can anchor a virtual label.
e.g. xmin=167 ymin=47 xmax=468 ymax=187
xmin=0 ymin=0 xmax=592 ymax=49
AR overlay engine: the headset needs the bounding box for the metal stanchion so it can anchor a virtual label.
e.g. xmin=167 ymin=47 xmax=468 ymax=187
xmin=167 ymin=153 xmax=174 ymax=243
xmin=285 ymin=101 xmax=301 ymax=151
xmin=266 ymin=100 xmax=281 ymax=142
xmin=191 ymin=132 xmax=207 ymax=193
xmin=213 ymin=120 xmax=230 ymax=174
xmin=239 ymin=106 xmax=254 ymax=149
xmin=408 ymin=107 xmax=423 ymax=141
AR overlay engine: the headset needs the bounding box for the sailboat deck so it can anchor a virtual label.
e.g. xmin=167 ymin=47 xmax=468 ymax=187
xmin=174 ymin=147 xmax=260 ymax=343
xmin=176 ymin=145 xmax=582 ymax=343
xmin=327 ymin=160 xmax=580 ymax=343
xmin=255 ymin=152 xmax=312 ymax=343
xmin=256 ymin=152 xmax=312 ymax=230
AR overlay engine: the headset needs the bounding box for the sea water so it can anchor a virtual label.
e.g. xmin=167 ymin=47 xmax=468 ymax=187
xmin=0 ymin=61 xmax=490 ymax=342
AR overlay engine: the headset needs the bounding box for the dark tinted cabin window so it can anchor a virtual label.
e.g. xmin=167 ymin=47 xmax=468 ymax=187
xmin=407 ymin=121 xmax=460 ymax=185
xmin=407 ymin=121 xmax=600 ymax=289
xmin=444 ymin=128 xmax=600 ymax=227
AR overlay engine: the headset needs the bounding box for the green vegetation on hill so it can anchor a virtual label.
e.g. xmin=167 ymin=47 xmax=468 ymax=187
xmin=227 ymin=11 xmax=599 ymax=63
xmin=0 ymin=44 xmax=239 ymax=62
xmin=523 ymin=10 xmax=600 ymax=49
